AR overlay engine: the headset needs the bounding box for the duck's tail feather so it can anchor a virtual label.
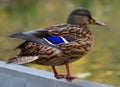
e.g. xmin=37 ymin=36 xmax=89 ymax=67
xmin=8 ymin=33 xmax=42 ymax=43
xmin=7 ymin=56 xmax=39 ymax=64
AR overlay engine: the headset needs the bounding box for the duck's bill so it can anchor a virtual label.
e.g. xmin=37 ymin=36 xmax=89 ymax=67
xmin=90 ymin=19 xmax=105 ymax=26
xmin=95 ymin=20 xmax=105 ymax=26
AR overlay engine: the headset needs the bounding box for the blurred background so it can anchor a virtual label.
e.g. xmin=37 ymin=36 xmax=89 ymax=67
xmin=0 ymin=0 xmax=120 ymax=86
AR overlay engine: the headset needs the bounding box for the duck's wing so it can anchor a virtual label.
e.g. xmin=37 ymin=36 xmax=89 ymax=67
xmin=8 ymin=24 xmax=80 ymax=47
xmin=8 ymin=29 xmax=58 ymax=48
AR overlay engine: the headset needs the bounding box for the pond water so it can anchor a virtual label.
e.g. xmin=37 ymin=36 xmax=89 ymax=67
xmin=0 ymin=0 xmax=120 ymax=86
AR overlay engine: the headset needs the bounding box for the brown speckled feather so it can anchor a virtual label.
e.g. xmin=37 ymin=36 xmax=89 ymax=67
xmin=8 ymin=24 xmax=93 ymax=66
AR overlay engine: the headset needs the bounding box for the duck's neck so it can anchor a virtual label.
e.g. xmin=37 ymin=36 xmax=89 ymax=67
xmin=76 ymin=25 xmax=93 ymax=39
xmin=67 ymin=24 xmax=87 ymax=28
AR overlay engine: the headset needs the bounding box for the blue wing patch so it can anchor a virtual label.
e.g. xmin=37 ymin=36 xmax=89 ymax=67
xmin=45 ymin=36 xmax=64 ymax=44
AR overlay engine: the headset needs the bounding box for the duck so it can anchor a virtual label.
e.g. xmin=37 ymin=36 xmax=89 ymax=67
xmin=7 ymin=7 xmax=105 ymax=81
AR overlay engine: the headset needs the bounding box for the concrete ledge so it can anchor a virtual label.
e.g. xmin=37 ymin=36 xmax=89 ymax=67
xmin=0 ymin=61 xmax=115 ymax=87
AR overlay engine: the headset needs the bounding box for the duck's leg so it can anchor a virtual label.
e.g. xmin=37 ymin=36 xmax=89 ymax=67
xmin=51 ymin=63 xmax=78 ymax=80
xmin=51 ymin=66 xmax=65 ymax=79
xmin=65 ymin=63 xmax=78 ymax=81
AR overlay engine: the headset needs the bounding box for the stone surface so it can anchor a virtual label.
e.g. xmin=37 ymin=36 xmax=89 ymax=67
xmin=0 ymin=61 xmax=115 ymax=87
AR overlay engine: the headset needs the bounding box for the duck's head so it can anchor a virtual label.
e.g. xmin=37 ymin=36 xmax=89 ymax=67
xmin=67 ymin=8 xmax=105 ymax=26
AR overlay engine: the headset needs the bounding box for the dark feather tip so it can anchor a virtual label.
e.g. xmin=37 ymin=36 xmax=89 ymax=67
xmin=7 ymin=33 xmax=22 ymax=38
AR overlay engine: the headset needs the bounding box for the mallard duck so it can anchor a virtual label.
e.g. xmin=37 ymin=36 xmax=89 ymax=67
xmin=7 ymin=8 xmax=105 ymax=81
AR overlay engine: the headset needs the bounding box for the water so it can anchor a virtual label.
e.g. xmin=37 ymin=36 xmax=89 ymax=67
xmin=0 ymin=0 xmax=119 ymax=86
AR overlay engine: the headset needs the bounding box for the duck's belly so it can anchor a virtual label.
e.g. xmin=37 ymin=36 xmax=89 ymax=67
xmin=36 ymin=39 xmax=93 ymax=66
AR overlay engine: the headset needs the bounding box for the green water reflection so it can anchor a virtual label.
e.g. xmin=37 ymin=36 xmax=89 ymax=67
xmin=0 ymin=0 xmax=120 ymax=86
